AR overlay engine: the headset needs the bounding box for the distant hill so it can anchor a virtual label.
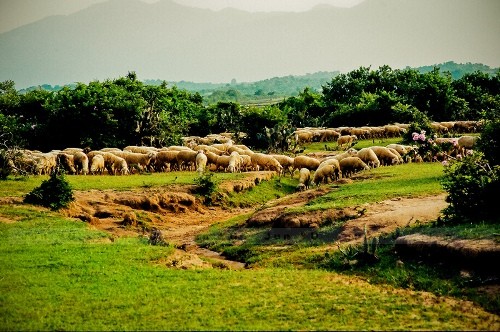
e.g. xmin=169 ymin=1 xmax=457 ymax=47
xmin=2 ymin=0 xmax=499 ymax=89
xmin=18 ymin=62 xmax=499 ymax=105
xmin=412 ymin=61 xmax=499 ymax=80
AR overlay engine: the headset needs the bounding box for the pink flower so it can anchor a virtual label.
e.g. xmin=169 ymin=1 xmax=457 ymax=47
xmin=418 ymin=133 xmax=426 ymax=141
xmin=412 ymin=132 xmax=419 ymax=141
xmin=442 ymin=160 xmax=449 ymax=166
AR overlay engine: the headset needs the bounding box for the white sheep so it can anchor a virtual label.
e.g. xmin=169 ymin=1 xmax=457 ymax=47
xmin=369 ymin=146 xmax=400 ymax=166
xmin=356 ymin=148 xmax=380 ymax=168
xmin=250 ymin=153 xmax=283 ymax=174
xmin=90 ymin=154 xmax=105 ymax=175
xmin=227 ymin=151 xmax=241 ymax=173
xmin=297 ymin=168 xmax=311 ymax=191
xmin=73 ymin=151 xmax=89 ymax=175
xmin=195 ymin=150 xmax=208 ymax=173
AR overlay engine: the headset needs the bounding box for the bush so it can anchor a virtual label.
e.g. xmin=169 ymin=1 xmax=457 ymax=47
xmin=24 ymin=171 xmax=74 ymax=210
xmin=476 ymin=119 xmax=500 ymax=166
xmin=441 ymin=152 xmax=499 ymax=224
xmin=193 ymin=171 xmax=218 ymax=205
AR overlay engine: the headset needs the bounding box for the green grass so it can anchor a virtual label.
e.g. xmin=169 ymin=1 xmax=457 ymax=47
xmin=1 ymin=207 xmax=498 ymax=330
xmin=293 ymin=162 xmax=445 ymax=213
xmin=0 ymin=171 xmax=251 ymax=197
xmin=225 ymin=177 xmax=298 ymax=208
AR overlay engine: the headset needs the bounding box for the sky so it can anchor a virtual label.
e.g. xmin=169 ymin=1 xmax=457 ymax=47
xmin=0 ymin=0 xmax=366 ymax=33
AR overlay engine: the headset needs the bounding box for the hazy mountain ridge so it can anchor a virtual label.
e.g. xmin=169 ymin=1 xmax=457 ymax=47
xmin=2 ymin=0 xmax=499 ymax=89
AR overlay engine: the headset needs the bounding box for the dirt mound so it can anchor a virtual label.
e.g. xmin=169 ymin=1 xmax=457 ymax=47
xmin=395 ymin=234 xmax=500 ymax=273
xmin=218 ymin=171 xmax=275 ymax=193
xmin=247 ymin=187 xmax=333 ymax=227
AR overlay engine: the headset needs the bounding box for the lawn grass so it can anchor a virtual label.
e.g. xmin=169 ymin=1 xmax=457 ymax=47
xmin=0 ymin=171 xmax=250 ymax=197
xmin=1 ymin=206 xmax=498 ymax=330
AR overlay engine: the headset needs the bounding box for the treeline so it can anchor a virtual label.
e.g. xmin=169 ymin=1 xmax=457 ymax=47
xmin=1 ymin=66 xmax=499 ymax=152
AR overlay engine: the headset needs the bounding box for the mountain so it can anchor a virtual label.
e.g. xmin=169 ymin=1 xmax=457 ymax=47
xmin=1 ymin=0 xmax=499 ymax=89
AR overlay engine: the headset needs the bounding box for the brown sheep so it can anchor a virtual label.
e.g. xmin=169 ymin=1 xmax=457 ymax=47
xmin=339 ymin=157 xmax=370 ymax=178
xmin=337 ymin=135 xmax=357 ymax=149
xmin=312 ymin=164 xmax=339 ymax=185
xmin=293 ymin=155 xmax=320 ymax=172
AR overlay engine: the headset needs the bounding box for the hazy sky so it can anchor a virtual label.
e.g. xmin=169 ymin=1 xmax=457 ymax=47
xmin=0 ymin=0 xmax=366 ymax=33
xmin=172 ymin=0 xmax=365 ymax=12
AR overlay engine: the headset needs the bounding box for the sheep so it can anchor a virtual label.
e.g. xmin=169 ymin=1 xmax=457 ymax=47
xmin=383 ymin=125 xmax=405 ymax=138
xmin=215 ymin=155 xmax=232 ymax=172
xmin=339 ymin=157 xmax=370 ymax=178
xmin=457 ymin=135 xmax=478 ymax=155
xmin=32 ymin=152 xmax=57 ymax=175
xmin=386 ymin=148 xmax=404 ymax=164
xmin=270 ymin=154 xmax=295 ymax=177
xmin=111 ymin=151 xmax=156 ymax=173
xmin=204 ymin=151 xmax=220 ymax=171
xmin=250 ymin=153 xmax=283 ymax=174
xmin=100 ymin=147 xmax=122 ymax=152
xmin=123 ymin=145 xmax=158 ymax=154
xmin=73 ymin=151 xmax=89 ymax=175
xmin=293 ymin=155 xmax=321 ymax=172
xmin=112 ymin=156 xmax=129 ymax=175
xmin=351 ymin=128 xmax=371 ymax=139
xmin=318 ymin=129 xmax=341 ymax=142
xmin=227 ymin=151 xmax=241 ymax=173
xmin=175 ymin=150 xmax=198 ymax=171
xmin=355 ymin=148 xmax=380 ymax=168
xmin=337 ymin=135 xmax=357 ymax=149
xmin=90 ymin=154 xmax=105 ymax=175
xmin=369 ymin=146 xmax=400 ymax=166
xmin=194 ymin=144 xmax=226 ymax=155
xmin=317 ymin=157 xmax=341 ymax=173
xmin=195 ymin=150 xmax=208 ymax=173
xmin=295 ymin=130 xmax=314 ymax=145
xmin=328 ymin=148 xmax=358 ymax=162
xmin=312 ymin=164 xmax=339 ymax=185
xmin=296 ymin=168 xmax=311 ymax=191
xmin=62 ymin=147 xmax=83 ymax=155
xmin=56 ymin=153 xmax=77 ymax=174
xmin=154 ymin=150 xmax=179 ymax=172
xmin=239 ymin=155 xmax=252 ymax=172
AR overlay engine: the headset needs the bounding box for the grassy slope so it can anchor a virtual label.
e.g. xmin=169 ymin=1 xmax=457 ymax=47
xmin=1 ymin=139 xmax=499 ymax=329
xmin=1 ymin=206 xmax=498 ymax=330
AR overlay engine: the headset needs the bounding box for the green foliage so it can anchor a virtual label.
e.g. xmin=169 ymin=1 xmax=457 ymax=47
xmin=24 ymin=171 xmax=74 ymax=210
xmin=193 ymin=171 xmax=218 ymax=205
xmin=476 ymin=119 xmax=500 ymax=166
xmin=441 ymin=152 xmax=500 ymax=224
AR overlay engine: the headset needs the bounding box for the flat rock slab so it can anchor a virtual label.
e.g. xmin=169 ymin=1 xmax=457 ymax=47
xmin=395 ymin=233 xmax=500 ymax=273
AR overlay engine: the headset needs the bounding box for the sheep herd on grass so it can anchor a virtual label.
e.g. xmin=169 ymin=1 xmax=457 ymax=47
xmin=6 ymin=120 xmax=481 ymax=190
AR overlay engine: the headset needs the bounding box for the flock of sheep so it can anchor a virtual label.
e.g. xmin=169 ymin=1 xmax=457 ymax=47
xmin=9 ymin=120 xmax=481 ymax=191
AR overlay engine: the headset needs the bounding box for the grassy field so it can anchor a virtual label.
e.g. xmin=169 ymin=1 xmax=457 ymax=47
xmin=1 ymin=145 xmax=499 ymax=330
xmin=1 ymin=206 xmax=498 ymax=330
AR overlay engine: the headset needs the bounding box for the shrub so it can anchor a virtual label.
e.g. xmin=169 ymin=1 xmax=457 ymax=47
xmin=476 ymin=119 xmax=500 ymax=166
xmin=441 ymin=152 xmax=499 ymax=224
xmin=193 ymin=171 xmax=218 ymax=205
xmin=24 ymin=171 xmax=74 ymax=210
